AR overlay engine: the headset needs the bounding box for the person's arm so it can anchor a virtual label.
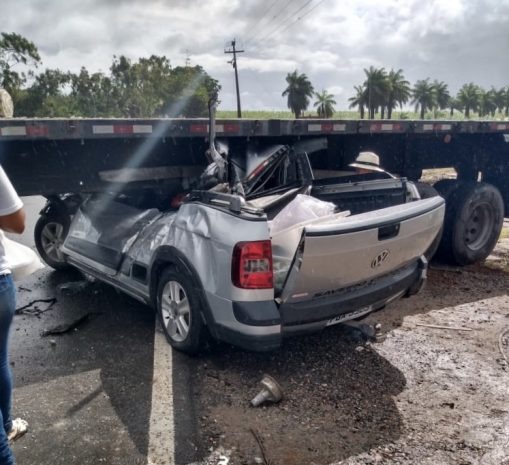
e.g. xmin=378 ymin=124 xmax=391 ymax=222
xmin=0 ymin=165 xmax=25 ymax=234
xmin=0 ymin=208 xmax=25 ymax=234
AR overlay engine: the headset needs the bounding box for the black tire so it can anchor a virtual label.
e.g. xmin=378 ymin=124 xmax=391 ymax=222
xmin=156 ymin=267 xmax=206 ymax=354
xmin=436 ymin=182 xmax=504 ymax=265
xmin=34 ymin=214 xmax=71 ymax=270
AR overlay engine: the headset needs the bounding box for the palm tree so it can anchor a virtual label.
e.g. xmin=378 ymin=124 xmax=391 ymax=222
xmin=493 ymin=87 xmax=507 ymax=116
xmin=363 ymin=66 xmax=389 ymax=118
xmin=478 ymin=88 xmax=497 ymax=117
xmin=348 ymin=85 xmax=366 ymax=119
xmin=412 ymin=79 xmax=435 ymax=119
xmin=282 ymin=70 xmax=314 ymax=118
xmin=314 ymin=89 xmax=336 ymax=118
xmin=386 ymin=69 xmax=411 ymax=119
xmin=504 ymin=87 xmax=509 ymax=117
xmin=448 ymin=97 xmax=462 ymax=117
xmin=432 ymin=80 xmax=450 ymax=117
xmin=457 ymin=83 xmax=481 ymax=118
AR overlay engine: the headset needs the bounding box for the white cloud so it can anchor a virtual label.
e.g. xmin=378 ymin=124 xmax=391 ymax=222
xmin=2 ymin=0 xmax=509 ymax=111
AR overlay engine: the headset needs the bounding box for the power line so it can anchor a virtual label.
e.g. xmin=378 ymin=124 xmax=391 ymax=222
xmin=260 ymin=0 xmax=314 ymax=42
xmin=267 ymin=0 xmax=326 ymax=39
xmin=243 ymin=1 xmax=278 ymax=41
xmin=244 ymin=0 xmax=294 ymax=45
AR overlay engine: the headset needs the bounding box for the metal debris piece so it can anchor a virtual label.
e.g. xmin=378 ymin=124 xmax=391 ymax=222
xmin=41 ymin=312 xmax=102 ymax=337
xmin=416 ymin=323 xmax=473 ymax=332
xmin=250 ymin=428 xmax=273 ymax=465
xmin=374 ymin=323 xmax=386 ymax=343
xmin=57 ymin=280 xmax=89 ymax=296
xmin=15 ymin=298 xmax=57 ymax=316
xmin=250 ymin=374 xmax=283 ymax=407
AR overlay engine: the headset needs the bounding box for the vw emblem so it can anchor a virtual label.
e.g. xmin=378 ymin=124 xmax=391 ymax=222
xmin=371 ymin=249 xmax=390 ymax=268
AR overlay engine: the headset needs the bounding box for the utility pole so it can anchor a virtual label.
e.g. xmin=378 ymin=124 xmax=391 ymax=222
xmin=224 ymin=39 xmax=244 ymax=118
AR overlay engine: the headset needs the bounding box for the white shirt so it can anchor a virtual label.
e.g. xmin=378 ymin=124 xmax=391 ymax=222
xmin=0 ymin=165 xmax=23 ymax=274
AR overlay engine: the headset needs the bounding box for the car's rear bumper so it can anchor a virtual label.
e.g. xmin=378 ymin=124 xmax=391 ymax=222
xmin=206 ymin=257 xmax=427 ymax=351
xmin=280 ymin=257 xmax=427 ymax=333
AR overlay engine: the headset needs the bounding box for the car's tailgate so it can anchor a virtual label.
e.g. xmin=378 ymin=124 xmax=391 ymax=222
xmin=280 ymin=196 xmax=445 ymax=304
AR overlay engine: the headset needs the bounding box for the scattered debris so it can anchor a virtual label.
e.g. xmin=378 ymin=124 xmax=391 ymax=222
xmin=416 ymin=323 xmax=473 ymax=332
xmin=250 ymin=428 xmax=273 ymax=465
xmin=41 ymin=312 xmax=102 ymax=337
xmin=15 ymin=298 xmax=56 ymax=316
xmin=374 ymin=323 xmax=386 ymax=342
xmin=57 ymin=280 xmax=90 ymax=296
xmin=498 ymin=327 xmax=509 ymax=364
xmin=250 ymin=374 xmax=283 ymax=407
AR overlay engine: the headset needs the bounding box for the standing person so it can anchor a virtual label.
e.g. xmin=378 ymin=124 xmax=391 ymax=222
xmin=0 ymin=164 xmax=28 ymax=465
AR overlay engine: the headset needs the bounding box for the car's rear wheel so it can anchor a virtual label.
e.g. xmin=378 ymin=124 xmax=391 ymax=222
xmin=157 ymin=267 xmax=205 ymax=354
xmin=34 ymin=214 xmax=71 ymax=270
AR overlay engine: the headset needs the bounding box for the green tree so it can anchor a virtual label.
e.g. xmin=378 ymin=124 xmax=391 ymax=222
xmin=313 ymin=89 xmax=336 ymax=118
xmin=15 ymin=68 xmax=72 ymax=116
xmin=412 ymin=79 xmax=435 ymax=119
xmin=282 ymin=70 xmax=314 ymax=118
xmin=363 ymin=66 xmax=389 ymax=118
xmin=386 ymin=69 xmax=411 ymax=119
xmin=448 ymin=96 xmax=462 ymax=117
xmin=432 ymin=80 xmax=450 ymax=116
xmin=0 ymin=32 xmax=41 ymax=92
xmin=348 ymin=85 xmax=366 ymax=119
xmin=478 ymin=87 xmax=497 ymax=117
xmin=493 ymin=87 xmax=507 ymax=116
xmin=457 ymin=83 xmax=481 ymax=118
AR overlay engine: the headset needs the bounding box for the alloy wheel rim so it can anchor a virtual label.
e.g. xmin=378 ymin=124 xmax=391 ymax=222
xmin=40 ymin=222 xmax=66 ymax=262
xmin=161 ymin=280 xmax=191 ymax=342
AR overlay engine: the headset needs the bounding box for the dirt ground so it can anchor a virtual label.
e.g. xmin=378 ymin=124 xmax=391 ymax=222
xmin=193 ymin=232 xmax=509 ymax=465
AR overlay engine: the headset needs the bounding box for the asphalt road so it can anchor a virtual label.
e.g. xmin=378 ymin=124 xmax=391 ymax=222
xmin=9 ymin=197 xmax=200 ymax=465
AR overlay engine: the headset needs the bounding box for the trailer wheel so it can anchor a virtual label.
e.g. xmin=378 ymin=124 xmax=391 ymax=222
xmin=34 ymin=214 xmax=71 ymax=270
xmin=157 ymin=267 xmax=206 ymax=354
xmin=436 ymin=182 xmax=504 ymax=265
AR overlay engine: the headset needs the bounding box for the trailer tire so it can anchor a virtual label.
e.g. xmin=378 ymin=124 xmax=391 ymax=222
xmin=436 ymin=182 xmax=503 ymax=265
xmin=156 ymin=267 xmax=206 ymax=354
xmin=34 ymin=214 xmax=71 ymax=270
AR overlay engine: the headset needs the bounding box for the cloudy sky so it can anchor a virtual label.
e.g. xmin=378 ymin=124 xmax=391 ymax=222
xmin=3 ymin=0 xmax=509 ymax=111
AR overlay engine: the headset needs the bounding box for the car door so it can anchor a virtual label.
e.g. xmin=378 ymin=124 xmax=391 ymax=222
xmin=62 ymin=193 xmax=160 ymax=273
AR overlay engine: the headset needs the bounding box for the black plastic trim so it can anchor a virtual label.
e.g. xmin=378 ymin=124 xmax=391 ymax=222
xmin=214 ymin=324 xmax=281 ymax=351
xmin=232 ymin=300 xmax=281 ymax=326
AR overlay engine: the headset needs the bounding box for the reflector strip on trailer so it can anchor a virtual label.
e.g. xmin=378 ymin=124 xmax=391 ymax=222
xmin=369 ymin=123 xmax=402 ymax=132
xmin=26 ymin=125 xmax=49 ymax=137
xmin=190 ymin=124 xmax=208 ymax=133
xmin=221 ymin=123 xmax=240 ymax=133
xmin=93 ymin=125 xmax=114 ymax=134
xmin=133 ymin=125 xmax=153 ymax=134
xmin=423 ymin=124 xmax=452 ymax=131
xmin=491 ymin=123 xmax=509 ymax=131
xmin=92 ymin=124 xmax=153 ymax=135
xmin=308 ymin=123 xmax=346 ymax=132
xmin=0 ymin=126 xmax=27 ymax=136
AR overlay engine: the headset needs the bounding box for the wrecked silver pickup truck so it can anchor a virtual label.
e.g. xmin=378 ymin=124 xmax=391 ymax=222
xmin=32 ymin=127 xmax=445 ymax=353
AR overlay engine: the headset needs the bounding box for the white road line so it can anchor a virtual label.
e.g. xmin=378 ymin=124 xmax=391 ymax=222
xmin=148 ymin=322 xmax=175 ymax=465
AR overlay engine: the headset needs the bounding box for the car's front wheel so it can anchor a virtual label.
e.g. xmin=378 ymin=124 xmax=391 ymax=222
xmin=157 ymin=267 xmax=206 ymax=354
xmin=34 ymin=214 xmax=71 ymax=270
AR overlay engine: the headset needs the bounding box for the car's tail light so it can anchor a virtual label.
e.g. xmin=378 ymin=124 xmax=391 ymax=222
xmin=232 ymin=240 xmax=273 ymax=289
